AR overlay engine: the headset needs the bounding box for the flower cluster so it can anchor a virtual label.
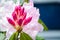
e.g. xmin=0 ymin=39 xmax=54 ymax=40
xmin=0 ymin=0 xmax=43 ymax=40
xmin=7 ymin=5 xmax=32 ymax=32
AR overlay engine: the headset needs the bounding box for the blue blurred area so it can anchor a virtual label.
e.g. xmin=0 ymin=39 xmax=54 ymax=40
xmin=34 ymin=3 xmax=60 ymax=30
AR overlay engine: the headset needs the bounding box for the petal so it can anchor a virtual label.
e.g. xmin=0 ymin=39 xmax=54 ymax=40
xmin=23 ymin=17 xmax=32 ymax=25
xmin=23 ymin=12 xmax=27 ymax=20
xmin=20 ymin=12 xmax=27 ymax=20
xmin=15 ymin=6 xmax=18 ymax=15
xmin=6 ymin=26 xmax=16 ymax=40
xmin=12 ymin=12 xmax=17 ymax=21
xmin=18 ymin=5 xmax=21 ymax=10
xmin=23 ymin=3 xmax=40 ymax=22
xmin=29 ymin=0 xmax=34 ymax=6
xmin=0 ymin=1 xmax=15 ymax=18
xmin=23 ymin=22 xmax=43 ymax=40
xmin=27 ymin=7 xmax=40 ymax=22
xmin=7 ymin=17 xmax=15 ymax=26
xmin=15 ymin=5 xmax=21 ymax=15
xmin=17 ymin=19 xmax=23 ymax=26
xmin=22 ymin=8 xmax=24 ymax=13
xmin=20 ymin=8 xmax=24 ymax=16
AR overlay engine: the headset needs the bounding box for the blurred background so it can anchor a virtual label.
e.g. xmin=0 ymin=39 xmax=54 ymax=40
xmin=33 ymin=0 xmax=60 ymax=40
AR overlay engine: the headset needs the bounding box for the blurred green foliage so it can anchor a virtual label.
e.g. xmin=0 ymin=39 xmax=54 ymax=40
xmin=0 ymin=31 xmax=6 ymax=40
xmin=38 ymin=19 xmax=48 ymax=31
xmin=36 ymin=34 xmax=45 ymax=40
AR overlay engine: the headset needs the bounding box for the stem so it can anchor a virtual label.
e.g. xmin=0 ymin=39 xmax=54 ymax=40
xmin=16 ymin=27 xmax=22 ymax=40
xmin=24 ymin=0 xmax=29 ymax=3
xmin=17 ymin=33 xmax=19 ymax=40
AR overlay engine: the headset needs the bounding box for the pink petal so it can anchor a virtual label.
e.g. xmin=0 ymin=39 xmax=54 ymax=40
xmin=15 ymin=5 xmax=21 ymax=15
xmin=17 ymin=19 xmax=23 ymax=26
xmin=20 ymin=8 xmax=24 ymax=16
xmin=23 ymin=12 xmax=27 ymax=20
xmin=22 ymin=8 xmax=24 ymax=13
xmin=18 ymin=5 xmax=21 ymax=10
xmin=23 ymin=17 xmax=32 ymax=25
xmin=20 ymin=12 xmax=27 ymax=20
xmin=12 ymin=12 xmax=17 ymax=21
xmin=15 ymin=6 xmax=18 ymax=14
xmin=7 ymin=17 xmax=15 ymax=26
xmin=29 ymin=0 xmax=34 ymax=6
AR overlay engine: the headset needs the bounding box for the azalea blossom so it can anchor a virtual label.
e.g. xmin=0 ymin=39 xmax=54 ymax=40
xmin=7 ymin=5 xmax=32 ymax=32
xmin=0 ymin=0 xmax=43 ymax=40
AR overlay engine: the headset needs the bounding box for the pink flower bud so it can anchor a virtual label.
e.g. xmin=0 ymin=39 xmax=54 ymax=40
xmin=7 ymin=17 xmax=15 ymax=26
xmin=17 ymin=19 xmax=23 ymax=26
xmin=12 ymin=12 xmax=17 ymax=21
xmin=23 ymin=17 xmax=32 ymax=25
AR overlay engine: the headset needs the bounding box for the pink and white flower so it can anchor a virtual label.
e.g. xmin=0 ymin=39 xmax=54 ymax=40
xmin=7 ymin=5 xmax=32 ymax=31
xmin=0 ymin=0 xmax=43 ymax=40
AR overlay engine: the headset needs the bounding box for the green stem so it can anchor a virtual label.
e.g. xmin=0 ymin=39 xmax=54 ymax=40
xmin=24 ymin=0 xmax=29 ymax=3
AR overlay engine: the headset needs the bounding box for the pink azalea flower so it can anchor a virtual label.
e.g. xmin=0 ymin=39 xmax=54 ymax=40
xmin=7 ymin=5 xmax=32 ymax=31
xmin=0 ymin=0 xmax=43 ymax=40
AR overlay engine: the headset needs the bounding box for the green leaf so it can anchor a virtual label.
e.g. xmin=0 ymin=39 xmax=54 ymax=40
xmin=9 ymin=31 xmax=19 ymax=40
xmin=24 ymin=0 xmax=29 ymax=3
xmin=36 ymin=35 xmax=44 ymax=40
xmin=0 ymin=31 xmax=6 ymax=40
xmin=38 ymin=19 xmax=48 ymax=31
xmin=20 ymin=32 xmax=32 ymax=40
